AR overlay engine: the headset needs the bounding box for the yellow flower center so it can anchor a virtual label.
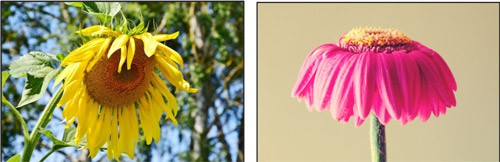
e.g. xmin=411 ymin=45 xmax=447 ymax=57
xmin=84 ymin=39 xmax=153 ymax=107
xmin=340 ymin=27 xmax=413 ymax=53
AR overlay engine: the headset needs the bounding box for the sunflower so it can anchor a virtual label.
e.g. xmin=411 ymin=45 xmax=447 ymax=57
xmin=56 ymin=25 xmax=197 ymax=160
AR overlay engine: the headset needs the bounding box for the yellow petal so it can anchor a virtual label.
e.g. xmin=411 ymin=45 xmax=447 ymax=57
xmin=150 ymin=74 xmax=179 ymax=116
xmin=157 ymin=43 xmax=184 ymax=69
xmin=138 ymin=98 xmax=153 ymax=144
xmin=75 ymin=96 xmax=91 ymax=144
xmin=54 ymin=64 xmax=77 ymax=88
xmin=126 ymin=37 xmax=136 ymax=70
xmin=125 ymin=105 xmax=138 ymax=159
xmin=117 ymin=105 xmax=127 ymax=158
xmin=58 ymin=81 xmax=79 ymax=107
xmin=76 ymin=25 xmax=120 ymax=36
xmin=139 ymin=33 xmax=158 ymax=57
xmin=153 ymin=31 xmax=179 ymax=41
xmin=117 ymin=45 xmax=128 ymax=73
xmin=96 ymin=107 xmax=112 ymax=148
xmin=109 ymin=107 xmax=119 ymax=159
xmin=62 ymin=38 xmax=105 ymax=67
xmin=107 ymin=35 xmax=129 ymax=58
xmin=87 ymin=38 xmax=112 ymax=72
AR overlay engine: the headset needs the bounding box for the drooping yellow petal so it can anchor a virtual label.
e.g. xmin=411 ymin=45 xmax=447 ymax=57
xmin=62 ymin=38 xmax=105 ymax=67
xmin=76 ymin=25 xmax=120 ymax=37
xmin=63 ymin=89 xmax=83 ymax=128
xmin=54 ymin=64 xmax=77 ymax=88
xmin=157 ymin=43 xmax=184 ymax=69
xmin=150 ymin=75 xmax=177 ymax=114
xmin=96 ymin=107 xmax=112 ymax=148
xmin=138 ymin=33 xmax=158 ymax=57
xmin=138 ymin=98 xmax=153 ymax=144
xmin=125 ymin=105 xmax=138 ymax=159
xmin=108 ymin=107 xmax=119 ymax=160
xmin=58 ymin=81 xmax=79 ymax=107
xmin=63 ymin=63 xmax=86 ymax=89
xmin=146 ymin=91 xmax=162 ymax=144
xmin=107 ymin=34 xmax=129 ymax=58
xmin=153 ymin=31 xmax=179 ymax=42
xmin=154 ymin=56 xmax=197 ymax=93
xmin=75 ymin=96 xmax=91 ymax=144
xmin=117 ymin=44 xmax=128 ymax=73
xmin=87 ymin=37 xmax=112 ymax=72
xmin=126 ymin=37 xmax=136 ymax=70
xmin=117 ymin=105 xmax=129 ymax=159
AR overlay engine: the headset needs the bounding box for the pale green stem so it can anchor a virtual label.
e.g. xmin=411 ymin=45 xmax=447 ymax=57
xmin=370 ymin=113 xmax=386 ymax=162
xmin=2 ymin=99 xmax=30 ymax=142
xmin=21 ymin=88 xmax=63 ymax=162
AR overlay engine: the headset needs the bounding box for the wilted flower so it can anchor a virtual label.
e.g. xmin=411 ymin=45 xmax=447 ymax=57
xmin=292 ymin=27 xmax=456 ymax=126
xmin=56 ymin=25 xmax=197 ymax=160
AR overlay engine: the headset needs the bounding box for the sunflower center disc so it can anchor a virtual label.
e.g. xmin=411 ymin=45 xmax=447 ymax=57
xmin=84 ymin=40 xmax=154 ymax=107
xmin=340 ymin=27 xmax=413 ymax=53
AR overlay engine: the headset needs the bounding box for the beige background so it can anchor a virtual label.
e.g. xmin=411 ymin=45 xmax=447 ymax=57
xmin=258 ymin=3 xmax=499 ymax=162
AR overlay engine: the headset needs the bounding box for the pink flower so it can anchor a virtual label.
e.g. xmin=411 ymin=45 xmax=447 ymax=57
xmin=291 ymin=27 xmax=457 ymax=126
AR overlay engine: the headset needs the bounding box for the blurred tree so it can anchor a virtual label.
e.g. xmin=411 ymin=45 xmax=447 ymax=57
xmin=1 ymin=2 xmax=243 ymax=162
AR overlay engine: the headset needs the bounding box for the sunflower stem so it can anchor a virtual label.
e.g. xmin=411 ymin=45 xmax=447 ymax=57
xmin=370 ymin=113 xmax=386 ymax=162
xmin=21 ymin=87 xmax=63 ymax=162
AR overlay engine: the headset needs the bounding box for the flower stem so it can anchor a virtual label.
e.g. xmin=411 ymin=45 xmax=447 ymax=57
xmin=2 ymin=99 xmax=29 ymax=142
xmin=21 ymin=87 xmax=63 ymax=162
xmin=370 ymin=113 xmax=386 ymax=162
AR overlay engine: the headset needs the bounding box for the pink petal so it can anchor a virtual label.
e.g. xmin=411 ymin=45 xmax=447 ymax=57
xmin=376 ymin=53 xmax=402 ymax=120
xmin=331 ymin=53 xmax=357 ymax=121
xmin=291 ymin=44 xmax=338 ymax=98
xmin=353 ymin=52 xmax=377 ymax=120
xmin=313 ymin=51 xmax=347 ymax=111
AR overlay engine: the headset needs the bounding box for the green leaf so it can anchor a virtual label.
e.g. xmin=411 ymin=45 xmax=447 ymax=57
xmin=17 ymin=69 xmax=58 ymax=108
xmin=2 ymin=71 xmax=8 ymax=87
xmin=9 ymin=51 xmax=55 ymax=78
xmin=56 ymin=53 xmax=66 ymax=62
xmin=78 ymin=2 xmax=121 ymax=23
xmin=6 ymin=154 xmax=20 ymax=162
xmin=82 ymin=2 xmax=99 ymax=13
xmin=39 ymin=129 xmax=77 ymax=162
xmin=39 ymin=129 xmax=72 ymax=146
xmin=2 ymin=71 xmax=9 ymax=103
xmin=95 ymin=2 xmax=121 ymax=18
xmin=64 ymin=2 xmax=83 ymax=8
xmin=62 ymin=126 xmax=77 ymax=143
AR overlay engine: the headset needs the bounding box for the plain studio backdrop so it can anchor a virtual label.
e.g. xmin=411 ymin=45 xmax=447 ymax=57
xmin=258 ymin=3 xmax=499 ymax=162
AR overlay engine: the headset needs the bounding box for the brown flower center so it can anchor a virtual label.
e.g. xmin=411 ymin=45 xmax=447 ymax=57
xmin=84 ymin=39 xmax=154 ymax=107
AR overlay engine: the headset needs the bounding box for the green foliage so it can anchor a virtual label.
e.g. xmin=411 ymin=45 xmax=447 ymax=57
xmin=65 ymin=2 xmax=121 ymax=24
xmin=2 ymin=71 xmax=9 ymax=102
xmin=38 ymin=127 xmax=79 ymax=161
xmin=9 ymin=51 xmax=56 ymax=78
xmin=6 ymin=154 xmax=20 ymax=162
xmin=9 ymin=51 xmax=59 ymax=107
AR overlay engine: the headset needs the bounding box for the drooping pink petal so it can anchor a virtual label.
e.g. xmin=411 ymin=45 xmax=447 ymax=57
xmin=353 ymin=52 xmax=377 ymax=120
xmin=313 ymin=50 xmax=347 ymax=111
xmin=415 ymin=53 xmax=455 ymax=108
xmin=376 ymin=53 xmax=402 ymax=120
xmin=292 ymin=44 xmax=338 ymax=98
xmin=331 ymin=53 xmax=357 ymax=121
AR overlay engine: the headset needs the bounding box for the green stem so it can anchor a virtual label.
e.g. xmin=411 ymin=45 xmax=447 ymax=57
xmin=39 ymin=149 xmax=55 ymax=162
xmin=370 ymin=113 xmax=386 ymax=162
xmin=21 ymin=88 xmax=63 ymax=162
xmin=2 ymin=99 xmax=30 ymax=142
